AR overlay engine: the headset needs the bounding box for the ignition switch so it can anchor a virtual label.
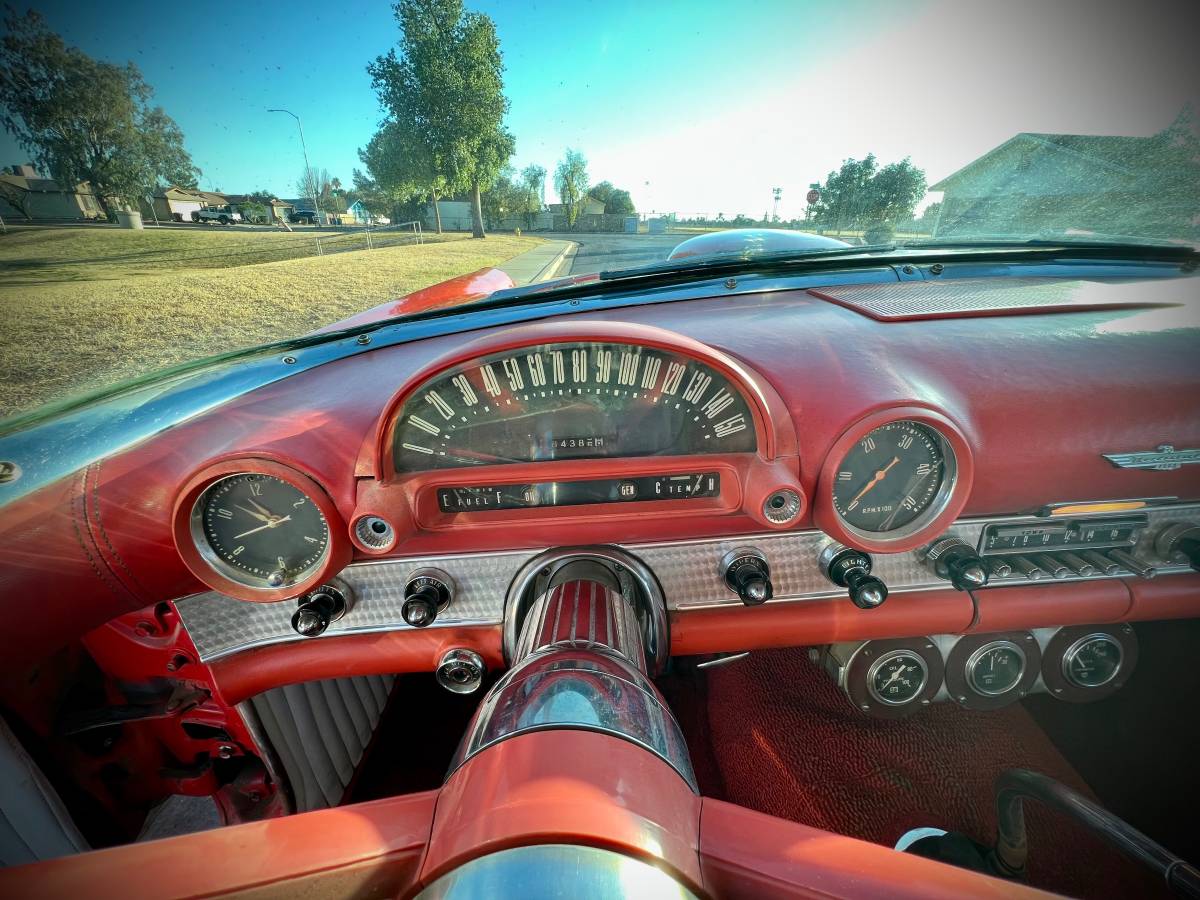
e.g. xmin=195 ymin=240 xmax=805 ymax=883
xmin=819 ymin=543 xmax=889 ymax=609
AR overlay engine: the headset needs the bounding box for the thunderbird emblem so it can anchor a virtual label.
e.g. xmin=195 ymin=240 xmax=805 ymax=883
xmin=1102 ymin=445 xmax=1200 ymax=471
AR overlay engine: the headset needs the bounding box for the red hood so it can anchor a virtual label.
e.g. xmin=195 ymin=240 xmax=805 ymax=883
xmin=313 ymin=267 xmax=515 ymax=334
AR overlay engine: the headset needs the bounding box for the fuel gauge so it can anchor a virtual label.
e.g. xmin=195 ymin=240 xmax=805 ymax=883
xmin=966 ymin=641 xmax=1026 ymax=696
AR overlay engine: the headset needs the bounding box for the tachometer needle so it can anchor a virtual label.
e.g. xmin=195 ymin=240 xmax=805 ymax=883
xmin=234 ymin=516 xmax=291 ymax=539
xmin=851 ymin=457 xmax=900 ymax=504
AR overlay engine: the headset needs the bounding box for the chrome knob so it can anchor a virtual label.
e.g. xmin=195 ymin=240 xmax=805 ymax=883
xmin=290 ymin=585 xmax=347 ymax=637
xmin=436 ymin=649 xmax=485 ymax=694
xmin=1107 ymin=548 xmax=1157 ymax=580
xmin=720 ymin=548 xmax=773 ymax=606
xmin=401 ymin=568 xmax=455 ymax=628
xmin=922 ymin=537 xmax=989 ymax=591
xmin=819 ymin=543 xmax=888 ymax=610
xmin=1154 ymin=522 xmax=1200 ymax=572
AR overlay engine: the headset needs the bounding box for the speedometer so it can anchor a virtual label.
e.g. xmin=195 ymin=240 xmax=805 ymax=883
xmin=391 ymin=341 xmax=757 ymax=471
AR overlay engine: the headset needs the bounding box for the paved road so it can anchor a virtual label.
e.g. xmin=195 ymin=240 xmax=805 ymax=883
xmin=539 ymin=232 xmax=684 ymax=275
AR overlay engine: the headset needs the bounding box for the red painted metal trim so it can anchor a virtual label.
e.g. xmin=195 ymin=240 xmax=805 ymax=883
xmin=171 ymin=456 xmax=352 ymax=603
xmin=0 ymin=791 xmax=438 ymax=900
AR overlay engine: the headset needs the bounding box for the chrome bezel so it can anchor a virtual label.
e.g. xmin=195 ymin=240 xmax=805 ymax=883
xmin=834 ymin=420 xmax=959 ymax=544
xmin=1061 ymin=633 xmax=1123 ymax=688
xmin=866 ymin=649 xmax=929 ymax=706
xmin=965 ymin=639 xmax=1026 ymax=697
xmin=189 ymin=473 xmax=330 ymax=591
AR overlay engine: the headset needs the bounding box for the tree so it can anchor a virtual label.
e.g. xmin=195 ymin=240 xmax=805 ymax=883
xmin=519 ymin=164 xmax=546 ymax=228
xmin=358 ymin=121 xmax=450 ymax=232
xmin=554 ymin=148 xmax=588 ymax=227
xmin=0 ymin=9 xmax=199 ymax=218
xmin=368 ymin=0 xmax=512 ymax=239
xmin=605 ymin=188 xmax=635 ymax=216
xmin=864 ymin=158 xmax=927 ymax=227
xmin=811 ymin=154 xmax=877 ymax=232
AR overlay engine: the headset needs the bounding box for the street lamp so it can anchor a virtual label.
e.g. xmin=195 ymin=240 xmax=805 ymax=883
xmin=267 ymin=108 xmax=321 ymax=223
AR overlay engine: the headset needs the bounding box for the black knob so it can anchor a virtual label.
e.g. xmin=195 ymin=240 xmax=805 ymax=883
xmin=402 ymin=569 xmax=454 ymax=628
xmin=1155 ymin=523 xmax=1200 ymax=573
xmin=291 ymin=587 xmax=344 ymax=637
xmin=819 ymin=544 xmax=889 ymax=609
xmin=721 ymin=549 xmax=773 ymax=606
xmin=924 ymin=538 xmax=989 ymax=591
xmin=402 ymin=585 xmax=442 ymax=628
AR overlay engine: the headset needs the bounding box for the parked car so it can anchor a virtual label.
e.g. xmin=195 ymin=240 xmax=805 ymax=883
xmin=191 ymin=205 xmax=242 ymax=225
xmin=289 ymin=209 xmax=319 ymax=224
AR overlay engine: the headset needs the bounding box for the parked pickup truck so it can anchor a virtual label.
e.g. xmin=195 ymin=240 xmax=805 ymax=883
xmin=191 ymin=205 xmax=242 ymax=225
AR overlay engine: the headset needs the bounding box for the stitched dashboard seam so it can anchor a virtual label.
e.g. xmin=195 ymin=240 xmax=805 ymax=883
xmin=70 ymin=467 xmax=130 ymax=603
xmin=86 ymin=460 xmax=149 ymax=601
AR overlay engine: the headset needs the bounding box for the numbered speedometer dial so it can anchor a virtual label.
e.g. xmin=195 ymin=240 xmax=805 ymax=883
xmin=191 ymin=473 xmax=329 ymax=589
xmin=391 ymin=342 xmax=757 ymax=472
xmin=831 ymin=420 xmax=953 ymax=535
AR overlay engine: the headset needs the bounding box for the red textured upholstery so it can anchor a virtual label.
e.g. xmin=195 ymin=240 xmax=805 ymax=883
xmin=702 ymin=648 xmax=1167 ymax=899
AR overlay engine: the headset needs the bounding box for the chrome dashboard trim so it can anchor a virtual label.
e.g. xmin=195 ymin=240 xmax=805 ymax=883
xmin=175 ymin=502 xmax=1199 ymax=663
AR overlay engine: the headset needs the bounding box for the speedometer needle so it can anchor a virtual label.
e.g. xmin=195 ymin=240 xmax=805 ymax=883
xmin=851 ymin=457 xmax=900 ymax=504
xmin=234 ymin=516 xmax=291 ymax=539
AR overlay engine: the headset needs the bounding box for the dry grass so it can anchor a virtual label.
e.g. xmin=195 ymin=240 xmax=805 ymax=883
xmin=0 ymin=227 xmax=541 ymax=418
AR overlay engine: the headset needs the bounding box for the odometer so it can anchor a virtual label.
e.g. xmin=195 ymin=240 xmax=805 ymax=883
xmin=392 ymin=342 xmax=757 ymax=472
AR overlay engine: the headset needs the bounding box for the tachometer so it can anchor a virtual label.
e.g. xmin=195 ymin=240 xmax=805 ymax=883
xmin=391 ymin=341 xmax=757 ymax=472
xmin=831 ymin=420 xmax=954 ymax=536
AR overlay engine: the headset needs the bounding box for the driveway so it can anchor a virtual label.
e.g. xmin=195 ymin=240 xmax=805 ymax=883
xmin=538 ymin=232 xmax=683 ymax=275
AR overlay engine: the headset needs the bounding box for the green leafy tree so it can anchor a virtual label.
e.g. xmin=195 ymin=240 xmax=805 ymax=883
xmin=864 ymin=158 xmax=927 ymax=227
xmin=368 ymin=0 xmax=512 ymax=239
xmin=358 ymin=122 xmax=450 ymax=232
xmin=0 ymin=9 xmax=199 ymax=218
xmin=811 ymin=155 xmax=877 ymax=232
xmin=554 ymin=148 xmax=588 ymax=227
xmin=811 ymin=154 xmax=927 ymax=235
xmin=587 ymin=180 xmax=636 ymax=216
xmin=519 ymin=164 xmax=546 ymax=228
xmin=481 ymin=165 xmax=525 ymax=229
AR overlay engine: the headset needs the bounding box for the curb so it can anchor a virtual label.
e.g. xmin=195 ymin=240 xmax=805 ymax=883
xmin=531 ymin=241 xmax=578 ymax=283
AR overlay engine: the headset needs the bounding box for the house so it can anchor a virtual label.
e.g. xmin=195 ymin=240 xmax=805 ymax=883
xmin=225 ymin=195 xmax=295 ymax=224
xmin=345 ymin=200 xmax=370 ymax=224
xmin=140 ymin=186 xmax=209 ymax=223
xmin=0 ymin=165 xmax=104 ymax=220
xmin=930 ymin=110 xmax=1200 ymax=240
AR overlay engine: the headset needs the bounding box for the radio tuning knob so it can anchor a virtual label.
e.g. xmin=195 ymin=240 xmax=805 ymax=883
xmin=720 ymin=548 xmax=773 ymax=606
xmin=1154 ymin=523 xmax=1200 ymax=572
xmin=819 ymin=543 xmax=888 ymax=610
xmin=921 ymin=537 xmax=989 ymax=591
xmin=402 ymin=569 xmax=455 ymax=628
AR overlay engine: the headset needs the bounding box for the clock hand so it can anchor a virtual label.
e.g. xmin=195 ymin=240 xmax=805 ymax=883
xmin=236 ymin=504 xmax=272 ymax=523
xmin=233 ymin=516 xmax=292 ymax=539
xmin=247 ymin=497 xmax=277 ymax=518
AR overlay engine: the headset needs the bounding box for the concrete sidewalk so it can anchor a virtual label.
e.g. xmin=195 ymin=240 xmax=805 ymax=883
xmin=499 ymin=239 xmax=576 ymax=286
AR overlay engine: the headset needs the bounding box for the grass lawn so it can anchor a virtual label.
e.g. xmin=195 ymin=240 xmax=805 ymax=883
xmin=0 ymin=226 xmax=541 ymax=418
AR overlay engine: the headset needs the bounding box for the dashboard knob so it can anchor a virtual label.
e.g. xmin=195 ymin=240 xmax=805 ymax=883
xmin=290 ymin=585 xmax=346 ymax=637
xmin=720 ymin=548 xmax=773 ymax=606
xmin=402 ymin=568 xmax=455 ymax=628
xmin=819 ymin=543 xmax=889 ymax=610
xmin=1154 ymin=523 xmax=1200 ymax=572
xmin=922 ymin=537 xmax=989 ymax=591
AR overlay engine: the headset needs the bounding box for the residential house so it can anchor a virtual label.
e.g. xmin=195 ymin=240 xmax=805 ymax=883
xmin=345 ymin=200 xmax=370 ymax=224
xmin=0 ymin=165 xmax=104 ymax=220
xmin=140 ymin=186 xmax=209 ymax=223
xmin=930 ymin=110 xmax=1200 ymax=240
xmin=225 ymin=195 xmax=294 ymax=224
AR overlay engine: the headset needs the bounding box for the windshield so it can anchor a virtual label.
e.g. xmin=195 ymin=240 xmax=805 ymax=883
xmin=1 ymin=1 xmax=1197 ymax=419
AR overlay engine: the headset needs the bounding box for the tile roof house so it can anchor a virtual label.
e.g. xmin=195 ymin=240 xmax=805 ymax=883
xmin=0 ymin=166 xmax=104 ymax=220
xmin=930 ymin=108 xmax=1200 ymax=241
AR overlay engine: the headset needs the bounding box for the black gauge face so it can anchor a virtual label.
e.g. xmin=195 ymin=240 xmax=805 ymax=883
xmin=1064 ymin=635 xmax=1122 ymax=688
xmin=869 ymin=651 xmax=928 ymax=705
xmin=832 ymin=421 xmax=949 ymax=534
xmin=392 ymin=342 xmax=757 ymax=472
xmin=195 ymin=474 xmax=329 ymax=588
xmin=967 ymin=642 xmax=1026 ymax=696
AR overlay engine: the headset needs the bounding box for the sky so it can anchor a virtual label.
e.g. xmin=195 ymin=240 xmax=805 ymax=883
xmin=2 ymin=0 xmax=1197 ymax=218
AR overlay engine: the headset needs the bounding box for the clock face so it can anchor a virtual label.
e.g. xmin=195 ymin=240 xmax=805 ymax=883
xmin=195 ymin=473 xmax=329 ymax=588
xmin=831 ymin=420 xmax=949 ymax=534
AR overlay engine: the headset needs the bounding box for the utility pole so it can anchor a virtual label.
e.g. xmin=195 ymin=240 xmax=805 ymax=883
xmin=771 ymin=187 xmax=782 ymax=223
xmin=268 ymin=108 xmax=322 ymax=224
